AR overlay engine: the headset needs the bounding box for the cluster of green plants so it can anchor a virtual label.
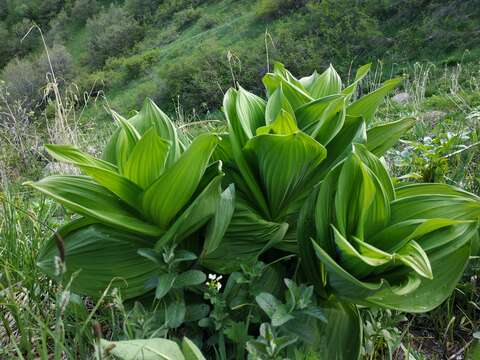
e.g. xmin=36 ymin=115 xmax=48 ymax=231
xmin=25 ymin=61 xmax=480 ymax=358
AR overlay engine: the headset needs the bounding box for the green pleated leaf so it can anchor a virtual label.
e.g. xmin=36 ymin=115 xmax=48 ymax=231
xmin=140 ymin=98 xmax=182 ymax=166
xmin=155 ymin=172 xmax=224 ymax=249
xmin=294 ymin=94 xmax=343 ymax=134
xmin=124 ymin=128 xmax=171 ymax=189
xmin=367 ymin=241 xmax=472 ymax=312
xmin=100 ymin=338 xmax=185 ymax=360
xmin=342 ymin=63 xmax=371 ymax=99
xmin=354 ymin=144 xmax=395 ymax=202
xmin=390 ymin=194 xmax=480 ymax=224
xmin=256 ymin=109 xmax=298 ymax=135
xmin=302 ymin=64 xmax=342 ymax=98
xmin=45 ymin=144 xmax=142 ymax=209
xmin=265 ymin=86 xmax=295 ymax=124
xmin=347 ymin=77 xmax=402 ymax=123
xmin=103 ymin=99 xmax=183 ymax=167
xmin=263 ymin=73 xmax=313 ymax=110
xmin=394 ymin=240 xmax=433 ymax=279
xmin=366 ymin=117 xmax=416 ymax=156
xmin=142 ymin=133 xmax=219 ymax=229
xmin=182 ymin=337 xmax=206 ymax=360
xmin=235 ymin=85 xmax=266 ymax=139
xmin=332 ymin=227 xmax=392 ymax=279
xmin=306 ymin=300 xmax=363 ymax=360
xmin=201 ymin=199 xmax=288 ymax=273
xmin=25 ymin=175 xmax=162 ymax=236
xmin=244 ymin=131 xmax=326 ymax=220
xmin=314 ymin=115 xmax=366 ymax=180
xmin=297 ymin=186 xmax=327 ymax=295
xmin=111 ymin=109 xmax=141 ymax=173
xmin=395 ymin=183 xmax=480 ymax=202
xmin=45 ymin=144 xmax=117 ymax=172
xmin=38 ymin=221 xmax=158 ymax=299
xmin=223 ymin=88 xmax=270 ymax=218
xmin=202 ymin=184 xmax=235 ymax=256
xmin=311 ymin=239 xmax=385 ymax=302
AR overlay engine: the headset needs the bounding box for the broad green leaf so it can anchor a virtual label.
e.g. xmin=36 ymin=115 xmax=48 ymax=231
xmin=263 ymin=73 xmax=313 ymax=110
xmin=244 ymin=132 xmax=326 ymax=219
xmin=366 ymin=117 xmax=416 ymax=156
xmin=395 ymin=183 xmax=480 ymax=202
xmin=354 ymin=144 xmax=395 ymax=202
xmin=140 ymin=98 xmax=182 ymax=165
xmin=332 ymin=227 xmax=392 ymax=279
xmin=390 ymin=194 xmax=480 ymax=224
xmin=155 ymin=172 xmax=224 ymax=250
xmin=38 ymin=221 xmax=158 ymax=299
xmin=294 ymin=94 xmax=343 ymax=133
xmin=124 ymin=128 xmax=171 ymax=189
xmin=223 ymin=88 xmax=270 ymax=218
xmin=156 ymin=273 xmax=176 ymax=300
xmin=142 ymin=133 xmax=219 ymax=229
xmin=25 ymin=176 xmax=162 ymax=236
xmin=303 ymin=64 xmax=342 ymax=98
xmin=308 ymin=300 xmax=362 ymax=360
xmin=182 ymin=337 xmax=206 ymax=360
xmin=103 ymin=98 xmax=182 ymax=166
xmin=342 ymin=63 xmax=371 ymax=99
xmin=202 ymin=184 xmax=235 ymax=256
xmin=45 ymin=144 xmax=142 ymax=209
xmin=201 ymin=199 xmax=288 ymax=273
xmin=235 ymin=85 xmax=266 ymax=139
xmin=347 ymin=77 xmax=402 ymax=123
xmin=45 ymin=144 xmax=117 ymax=172
xmin=265 ymin=86 xmax=295 ymax=124
xmin=100 ymin=338 xmax=185 ymax=360
xmin=173 ymin=270 xmax=206 ymax=288
xmin=314 ymin=115 xmax=366 ymax=180
xmin=256 ymin=109 xmax=298 ymax=135
xmin=367 ymin=242 xmax=472 ymax=312
xmin=311 ymin=239 xmax=386 ymax=302
xmin=394 ymin=240 xmax=433 ymax=279
xmin=111 ymin=109 xmax=141 ymax=173
xmin=255 ymin=292 xmax=282 ymax=318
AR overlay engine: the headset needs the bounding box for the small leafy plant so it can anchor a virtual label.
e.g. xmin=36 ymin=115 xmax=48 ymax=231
xmin=28 ymin=62 xmax=480 ymax=359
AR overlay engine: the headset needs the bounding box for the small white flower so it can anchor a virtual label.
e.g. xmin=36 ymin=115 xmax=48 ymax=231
xmin=208 ymin=274 xmax=216 ymax=280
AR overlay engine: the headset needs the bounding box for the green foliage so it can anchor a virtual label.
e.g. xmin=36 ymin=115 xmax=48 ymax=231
xmin=23 ymin=59 xmax=480 ymax=359
xmin=85 ymin=5 xmax=143 ymax=68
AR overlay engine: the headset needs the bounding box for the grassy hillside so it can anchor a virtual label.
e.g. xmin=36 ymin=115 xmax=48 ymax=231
xmin=1 ymin=0 xmax=480 ymax=120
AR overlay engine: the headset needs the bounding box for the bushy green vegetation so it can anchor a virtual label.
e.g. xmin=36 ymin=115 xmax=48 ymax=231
xmin=1 ymin=0 xmax=480 ymax=359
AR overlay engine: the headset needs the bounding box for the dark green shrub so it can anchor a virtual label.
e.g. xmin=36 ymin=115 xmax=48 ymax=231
xmin=255 ymin=0 xmax=306 ymax=20
xmin=85 ymin=5 xmax=143 ymax=68
xmin=197 ymin=13 xmax=220 ymax=30
xmin=173 ymin=7 xmax=201 ymax=30
xmin=71 ymin=0 xmax=98 ymax=26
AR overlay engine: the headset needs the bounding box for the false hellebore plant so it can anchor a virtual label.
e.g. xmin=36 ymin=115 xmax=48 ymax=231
xmin=28 ymin=63 xmax=480 ymax=359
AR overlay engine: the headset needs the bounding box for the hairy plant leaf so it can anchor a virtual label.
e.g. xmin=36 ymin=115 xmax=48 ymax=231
xmin=100 ymin=338 xmax=185 ymax=360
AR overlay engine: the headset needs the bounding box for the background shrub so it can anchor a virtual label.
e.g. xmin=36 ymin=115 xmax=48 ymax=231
xmin=85 ymin=5 xmax=143 ymax=68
